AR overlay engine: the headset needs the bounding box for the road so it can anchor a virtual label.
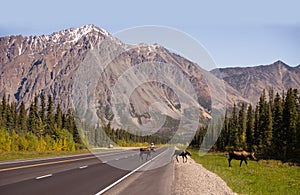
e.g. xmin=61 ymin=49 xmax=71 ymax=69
xmin=0 ymin=147 xmax=175 ymax=195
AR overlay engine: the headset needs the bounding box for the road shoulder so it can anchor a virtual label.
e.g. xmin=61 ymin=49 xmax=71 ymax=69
xmin=172 ymin=158 xmax=236 ymax=195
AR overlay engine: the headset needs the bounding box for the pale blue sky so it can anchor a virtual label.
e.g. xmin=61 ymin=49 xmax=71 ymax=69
xmin=1 ymin=0 xmax=299 ymax=68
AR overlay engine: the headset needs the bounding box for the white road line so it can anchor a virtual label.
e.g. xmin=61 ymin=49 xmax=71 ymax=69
xmin=95 ymin=149 xmax=169 ymax=195
xmin=79 ymin=165 xmax=88 ymax=169
xmin=102 ymin=161 xmax=107 ymax=163
xmin=115 ymin=158 xmax=119 ymax=160
xmin=35 ymin=174 xmax=53 ymax=180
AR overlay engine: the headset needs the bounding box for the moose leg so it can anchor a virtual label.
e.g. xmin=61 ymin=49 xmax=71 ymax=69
xmin=240 ymin=160 xmax=243 ymax=167
xmin=176 ymin=155 xmax=179 ymax=163
xmin=140 ymin=153 xmax=143 ymax=161
xmin=228 ymin=158 xmax=232 ymax=167
xmin=245 ymin=159 xmax=248 ymax=166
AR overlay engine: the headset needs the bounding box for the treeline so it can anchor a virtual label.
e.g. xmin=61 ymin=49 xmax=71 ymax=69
xmin=82 ymin=122 xmax=170 ymax=147
xmin=190 ymin=88 xmax=300 ymax=162
xmin=0 ymin=92 xmax=170 ymax=153
xmin=0 ymin=93 xmax=83 ymax=153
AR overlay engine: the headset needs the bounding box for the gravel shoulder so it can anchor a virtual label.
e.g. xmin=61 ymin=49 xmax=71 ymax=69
xmin=172 ymin=158 xmax=236 ymax=195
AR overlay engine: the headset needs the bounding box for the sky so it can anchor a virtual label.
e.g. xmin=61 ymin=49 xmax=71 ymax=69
xmin=0 ymin=0 xmax=299 ymax=69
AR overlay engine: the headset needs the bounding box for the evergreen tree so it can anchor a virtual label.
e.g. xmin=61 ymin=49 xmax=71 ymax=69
xmin=253 ymin=104 xmax=260 ymax=151
xmin=216 ymin=111 xmax=229 ymax=150
xmin=6 ymin=102 xmax=14 ymax=133
xmin=228 ymin=103 xmax=239 ymax=148
xmin=55 ymin=103 xmax=63 ymax=129
xmin=272 ymin=92 xmax=283 ymax=159
xmin=246 ymin=104 xmax=254 ymax=150
xmin=19 ymin=101 xmax=27 ymax=133
xmin=264 ymin=103 xmax=273 ymax=157
xmin=1 ymin=93 xmax=7 ymax=129
xmin=46 ymin=95 xmax=54 ymax=135
xmin=28 ymin=95 xmax=40 ymax=135
xmin=40 ymin=93 xmax=46 ymax=123
xmin=283 ymin=89 xmax=298 ymax=160
xmin=238 ymin=103 xmax=246 ymax=148
xmin=269 ymin=87 xmax=274 ymax=110
xmin=9 ymin=102 xmax=18 ymax=132
xmin=257 ymin=90 xmax=267 ymax=154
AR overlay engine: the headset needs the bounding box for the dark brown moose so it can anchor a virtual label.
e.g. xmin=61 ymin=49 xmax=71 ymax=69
xmin=173 ymin=150 xmax=192 ymax=163
xmin=228 ymin=151 xmax=257 ymax=167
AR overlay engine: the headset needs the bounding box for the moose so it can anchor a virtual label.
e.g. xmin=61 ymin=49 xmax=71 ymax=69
xmin=173 ymin=150 xmax=192 ymax=163
xmin=228 ymin=150 xmax=257 ymax=167
xmin=139 ymin=147 xmax=155 ymax=161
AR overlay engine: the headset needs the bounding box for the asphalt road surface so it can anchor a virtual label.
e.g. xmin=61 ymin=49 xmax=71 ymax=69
xmin=0 ymin=147 xmax=175 ymax=195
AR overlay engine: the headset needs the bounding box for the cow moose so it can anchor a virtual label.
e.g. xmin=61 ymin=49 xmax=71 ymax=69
xmin=173 ymin=150 xmax=192 ymax=163
xmin=228 ymin=151 xmax=257 ymax=167
xmin=139 ymin=147 xmax=155 ymax=161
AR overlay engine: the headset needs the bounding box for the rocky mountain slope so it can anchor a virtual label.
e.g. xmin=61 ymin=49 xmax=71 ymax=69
xmin=0 ymin=25 xmax=111 ymax=109
xmin=211 ymin=60 xmax=300 ymax=105
xmin=0 ymin=25 xmax=249 ymax=134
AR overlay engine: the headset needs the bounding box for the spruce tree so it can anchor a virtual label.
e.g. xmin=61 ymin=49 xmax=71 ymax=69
xmin=40 ymin=93 xmax=46 ymax=123
xmin=6 ymin=102 xmax=14 ymax=133
xmin=19 ymin=101 xmax=27 ymax=133
xmin=283 ymin=88 xmax=298 ymax=160
xmin=217 ymin=111 xmax=229 ymax=150
xmin=228 ymin=103 xmax=239 ymax=149
xmin=246 ymin=104 xmax=254 ymax=150
xmin=257 ymin=90 xmax=267 ymax=154
xmin=46 ymin=95 xmax=54 ymax=135
xmin=253 ymin=104 xmax=260 ymax=151
xmin=269 ymin=87 xmax=274 ymax=110
xmin=28 ymin=96 xmax=39 ymax=135
xmin=238 ymin=103 xmax=246 ymax=148
xmin=264 ymin=103 xmax=273 ymax=157
xmin=1 ymin=93 xmax=7 ymax=129
xmin=272 ymin=92 xmax=283 ymax=159
xmin=55 ymin=103 xmax=63 ymax=130
xmin=9 ymin=102 xmax=18 ymax=132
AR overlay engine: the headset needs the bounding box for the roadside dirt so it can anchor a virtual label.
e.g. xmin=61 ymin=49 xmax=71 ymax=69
xmin=172 ymin=158 xmax=236 ymax=195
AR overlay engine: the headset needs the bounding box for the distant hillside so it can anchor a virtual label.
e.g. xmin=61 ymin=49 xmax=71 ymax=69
xmin=211 ymin=60 xmax=300 ymax=105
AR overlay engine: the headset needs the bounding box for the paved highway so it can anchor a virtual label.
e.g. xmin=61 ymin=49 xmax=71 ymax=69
xmin=0 ymin=147 xmax=175 ymax=195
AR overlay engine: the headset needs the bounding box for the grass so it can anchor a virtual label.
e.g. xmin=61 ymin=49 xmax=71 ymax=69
xmin=190 ymin=150 xmax=300 ymax=195
xmin=0 ymin=149 xmax=90 ymax=162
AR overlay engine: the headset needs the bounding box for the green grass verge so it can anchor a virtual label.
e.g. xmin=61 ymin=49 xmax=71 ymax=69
xmin=0 ymin=146 xmax=139 ymax=162
xmin=0 ymin=150 xmax=90 ymax=162
xmin=190 ymin=150 xmax=300 ymax=195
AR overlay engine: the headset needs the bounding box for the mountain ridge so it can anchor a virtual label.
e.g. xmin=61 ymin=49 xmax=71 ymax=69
xmin=1 ymin=24 xmax=298 ymax=130
xmin=0 ymin=25 xmax=244 ymax=133
xmin=211 ymin=60 xmax=300 ymax=105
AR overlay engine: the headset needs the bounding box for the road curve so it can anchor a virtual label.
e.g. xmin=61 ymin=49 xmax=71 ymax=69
xmin=0 ymin=147 xmax=175 ymax=195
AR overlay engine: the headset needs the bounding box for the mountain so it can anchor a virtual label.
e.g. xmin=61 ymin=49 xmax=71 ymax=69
xmin=211 ymin=60 xmax=300 ymax=105
xmin=0 ymin=24 xmax=249 ymax=135
xmin=0 ymin=24 xmax=111 ymax=108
